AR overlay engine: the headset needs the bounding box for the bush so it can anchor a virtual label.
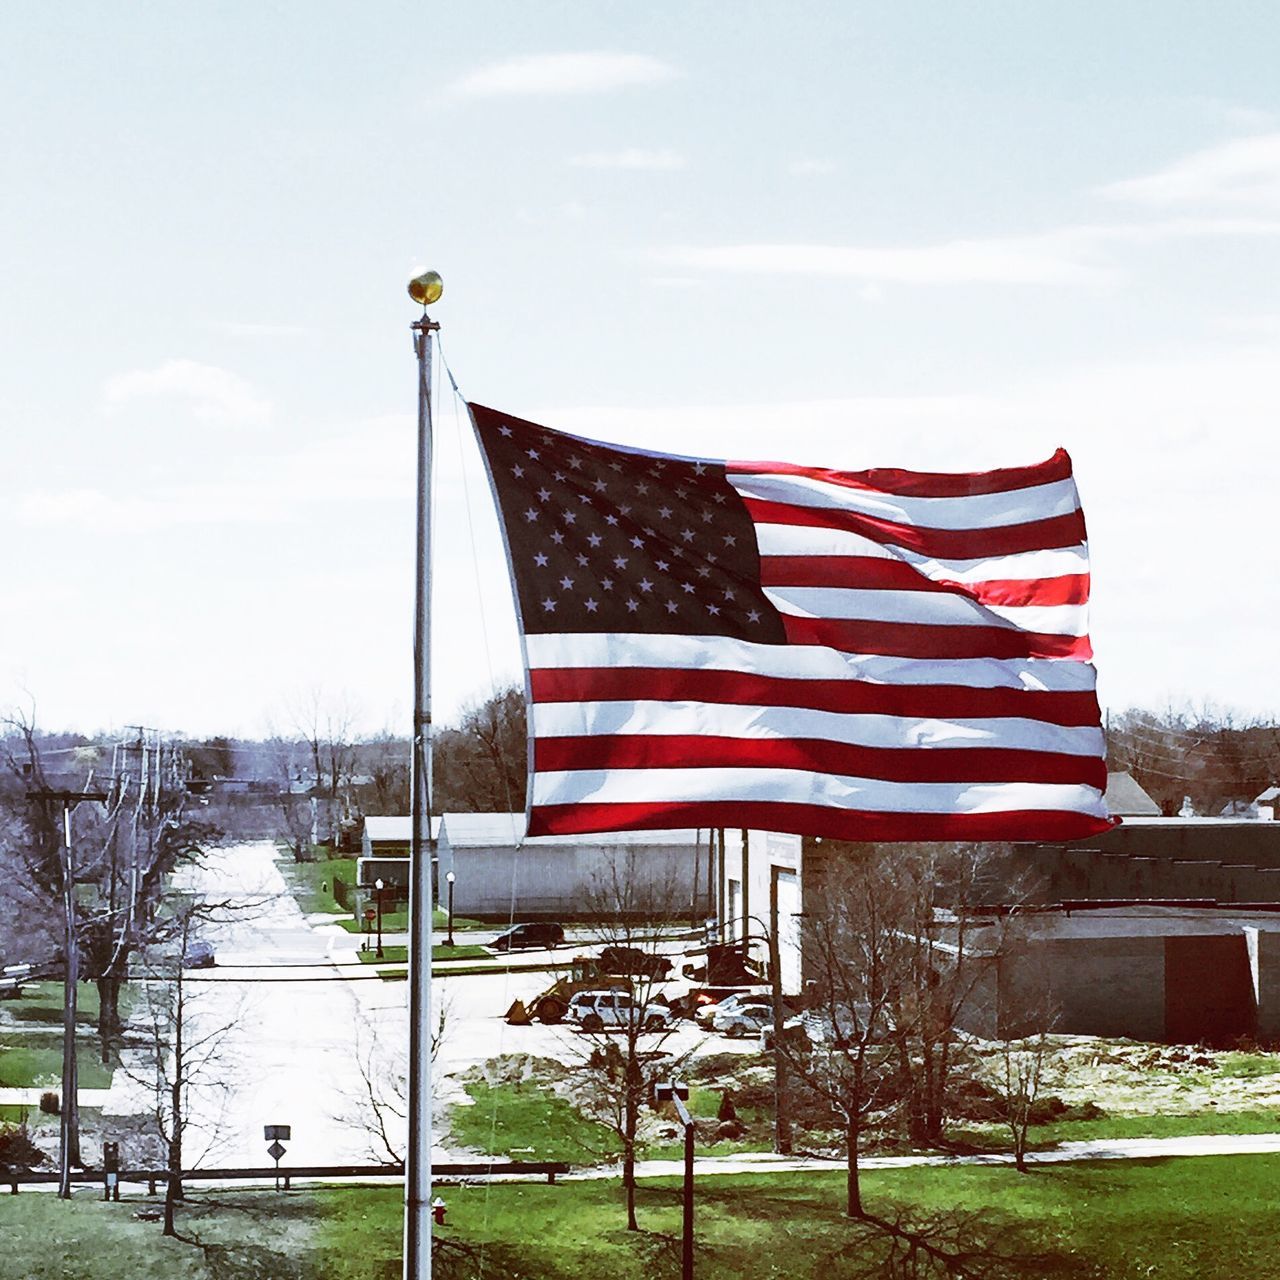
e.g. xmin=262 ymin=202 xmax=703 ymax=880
xmin=0 ymin=1125 xmax=44 ymax=1172
xmin=38 ymin=1091 xmax=59 ymax=1116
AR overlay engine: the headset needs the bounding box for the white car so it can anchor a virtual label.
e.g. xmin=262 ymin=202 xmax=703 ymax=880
xmin=694 ymin=991 xmax=771 ymax=1028
xmin=566 ymin=989 xmax=676 ymax=1033
xmin=712 ymin=1001 xmax=779 ymax=1038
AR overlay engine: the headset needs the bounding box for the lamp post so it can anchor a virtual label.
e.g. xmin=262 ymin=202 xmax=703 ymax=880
xmin=445 ymin=871 xmax=456 ymax=948
xmin=655 ymin=1080 xmax=695 ymax=1280
xmin=375 ymin=878 xmax=385 ymax=959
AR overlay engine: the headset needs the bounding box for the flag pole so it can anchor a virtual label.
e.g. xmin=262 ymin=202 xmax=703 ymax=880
xmin=406 ymin=270 xmax=443 ymax=1280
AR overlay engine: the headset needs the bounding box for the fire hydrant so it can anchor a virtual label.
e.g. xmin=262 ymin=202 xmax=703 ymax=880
xmin=431 ymin=1196 xmax=447 ymax=1225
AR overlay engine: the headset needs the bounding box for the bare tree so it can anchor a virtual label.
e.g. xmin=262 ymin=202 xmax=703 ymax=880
xmin=568 ymin=855 xmax=695 ymax=1231
xmin=126 ymin=902 xmax=243 ymax=1237
xmin=347 ymin=984 xmax=453 ymax=1166
xmin=779 ymin=849 xmax=912 ymax=1217
xmin=993 ymin=973 xmax=1058 ymax=1174
xmin=433 ymin=684 xmax=527 ymax=813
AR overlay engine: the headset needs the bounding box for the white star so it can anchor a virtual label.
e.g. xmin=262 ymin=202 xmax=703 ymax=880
xmin=636 ymin=481 xmax=649 ymax=496
xmin=609 ymin=461 xmax=623 ymax=473
xmin=658 ymin=506 xmax=673 ymax=520
xmin=625 ymin=599 xmax=639 ymax=613
xmin=533 ymin=553 xmax=549 ymax=567
xmin=524 ymin=508 xmax=539 ymax=522
xmin=613 ymin=555 xmax=629 ymax=570
xmin=693 ymin=461 xmax=706 ymax=475
xmin=587 ymin=533 xmax=603 ymax=547
xmin=553 ymin=470 xmax=566 ymax=482
xmin=723 ymin=534 xmax=736 ymax=547
xmin=527 ymin=448 xmax=540 ymax=460
xmin=584 ymin=598 xmax=599 ymax=613
xmin=746 ymin=609 xmax=761 ymax=623
xmin=605 ymin=514 xmax=619 ymax=527
xmin=563 ymin=511 xmax=577 ymax=525
xmin=601 ymin=577 xmax=614 ymax=591
xmin=675 ymin=487 xmax=688 ymax=500
xmin=681 ymin=582 xmax=695 ymax=594
xmin=707 ymin=554 xmax=718 ymax=565
xmin=665 ymin=601 xmax=679 ymax=614
xmin=655 ymin=558 xmax=669 ymax=572
xmin=702 ymin=510 xmax=714 ymax=523
xmin=537 ymin=487 xmax=551 ymax=502
xmin=629 ymin=535 xmax=644 ymax=549
xmin=707 ymin=603 xmax=720 ymax=616
xmin=680 ymin=529 xmax=695 ymax=543
xmin=559 ymin=576 xmax=574 ymax=590
xmin=638 ymin=578 xmax=653 ymax=593
xmin=713 ymin=492 xmax=727 ymax=505
xmin=575 ymin=553 xmax=589 ymax=567
xmin=578 ymin=492 xmax=593 ymax=504
xmin=568 ymin=455 xmax=583 ymax=470
xmin=723 ymin=588 xmax=735 ymax=601
xmin=542 ymin=597 xmax=556 ymax=612
xmin=498 ymin=424 xmax=513 ymax=437
xmin=593 ymin=478 xmax=607 ymax=493
xmin=619 ymin=504 xmax=632 ymax=516
xmin=550 ymin=530 xmax=565 ymax=544
xmin=512 ymin=465 xmax=525 ymax=478
xmin=697 ymin=565 xmax=711 ymax=578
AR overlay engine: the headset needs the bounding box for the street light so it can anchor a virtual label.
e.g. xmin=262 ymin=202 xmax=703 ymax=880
xmin=445 ymin=871 xmax=456 ymax=948
xmin=655 ymin=1080 xmax=695 ymax=1280
xmin=375 ymin=878 xmax=385 ymax=959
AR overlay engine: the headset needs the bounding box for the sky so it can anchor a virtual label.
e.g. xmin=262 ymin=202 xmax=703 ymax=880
xmin=3 ymin=2 xmax=1280 ymax=739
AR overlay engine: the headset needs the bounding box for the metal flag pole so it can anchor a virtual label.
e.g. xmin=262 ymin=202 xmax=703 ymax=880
xmin=406 ymin=269 xmax=443 ymax=1280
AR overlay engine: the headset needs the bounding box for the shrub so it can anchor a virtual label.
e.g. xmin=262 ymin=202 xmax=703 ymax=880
xmin=38 ymin=1091 xmax=59 ymax=1116
xmin=0 ymin=1125 xmax=44 ymax=1172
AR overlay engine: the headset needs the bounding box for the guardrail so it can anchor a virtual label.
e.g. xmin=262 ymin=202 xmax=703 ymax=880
xmin=3 ymin=1160 xmax=572 ymax=1194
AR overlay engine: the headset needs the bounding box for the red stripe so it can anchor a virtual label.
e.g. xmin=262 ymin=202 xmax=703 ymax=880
xmin=529 ymin=667 xmax=1102 ymax=727
xmin=530 ymin=800 xmax=1114 ymax=842
xmin=728 ymin=448 xmax=1073 ymax=499
xmin=745 ymin=497 xmax=1086 ymax=559
xmin=760 ymin=556 xmax=1090 ymax=606
xmin=782 ymin=616 xmax=1092 ymax=661
xmin=534 ymin=735 xmax=1107 ymax=789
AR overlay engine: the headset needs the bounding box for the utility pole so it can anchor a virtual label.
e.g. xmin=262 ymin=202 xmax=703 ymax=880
xmin=769 ymin=866 xmax=792 ymax=1155
xmin=28 ymin=787 xmax=108 ymax=1197
xmin=406 ymin=268 xmax=443 ymax=1280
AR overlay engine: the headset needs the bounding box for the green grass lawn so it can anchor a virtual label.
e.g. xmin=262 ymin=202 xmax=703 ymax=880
xmin=449 ymin=1080 xmax=622 ymax=1164
xmin=335 ymin=909 xmax=485 ymax=934
xmin=7 ymin=1156 xmax=1280 ymax=1277
xmin=278 ymin=853 xmax=360 ymax=915
xmin=0 ymin=1042 xmax=114 ymax=1089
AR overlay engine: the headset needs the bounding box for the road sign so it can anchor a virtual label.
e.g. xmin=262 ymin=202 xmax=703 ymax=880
xmin=264 ymin=1125 xmax=291 ymax=1141
xmin=267 ymin=1140 xmax=286 ymax=1162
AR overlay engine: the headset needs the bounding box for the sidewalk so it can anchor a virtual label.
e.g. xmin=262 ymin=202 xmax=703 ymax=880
xmin=0 ymin=1087 xmax=113 ymax=1107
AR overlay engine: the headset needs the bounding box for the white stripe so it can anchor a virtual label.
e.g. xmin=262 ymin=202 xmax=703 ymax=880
xmin=762 ymin=586 xmax=1089 ymax=637
xmin=532 ymin=701 xmax=1105 ymax=757
xmin=728 ymin=472 xmax=1081 ymax=531
xmin=525 ymin=632 xmax=1100 ymax=693
xmin=532 ymin=768 xmax=1107 ymax=817
xmin=753 ymin=523 xmax=1090 ymax=584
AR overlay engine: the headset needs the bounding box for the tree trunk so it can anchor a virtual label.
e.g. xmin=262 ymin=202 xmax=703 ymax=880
xmin=97 ymin=974 xmax=123 ymax=1064
xmin=845 ymin=1116 xmax=863 ymax=1218
xmin=623 ymin=1137 xmax=637 ymax=1231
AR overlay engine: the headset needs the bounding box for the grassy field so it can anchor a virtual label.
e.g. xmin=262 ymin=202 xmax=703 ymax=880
xmin=0 ymin=981 xmax=118 ymax=1089
xmin=354 ymin=945 xmax=490 ymax=965
xmin=7 ymin=1155 xmax=1280 ymax=1278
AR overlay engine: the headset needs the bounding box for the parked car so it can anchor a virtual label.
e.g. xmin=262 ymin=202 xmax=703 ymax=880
xmin=597 ymin=945 xmax=672 ymax=979
xmin=182 ymin=940 xmax=216 ymax=969
xmin=490 ymin=922 xmax=566 ymax=952
xmin=694 ymin=991 xmax=771 ymax=1028
xmin=566 ymin=989 xmax=676 ymax=1033
xmin=759 ymin=1016 xmax=810 ymax=1052
xmin=712 ymin=1001 xmax=779 ymax=1038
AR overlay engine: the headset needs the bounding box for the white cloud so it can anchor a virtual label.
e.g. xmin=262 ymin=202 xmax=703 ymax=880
xmin=661 ymin=234 xmax=1108 ymax=286
xmin=451 ymin=52 xmax=677 ymax=98
xmin=569 ymin=148 xmax=686 ymax=171
xmin=661 ymin=217 xmax=1280 ymax=287
xmin=102 ymin=359 xmax=271 ymax=426
xmin=1102 ymin=133 xmax=1280 ymax=210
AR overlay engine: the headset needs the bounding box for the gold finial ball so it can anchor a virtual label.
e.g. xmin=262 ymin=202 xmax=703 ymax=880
xmin=408 ymin=271 xmax=444 ymax=307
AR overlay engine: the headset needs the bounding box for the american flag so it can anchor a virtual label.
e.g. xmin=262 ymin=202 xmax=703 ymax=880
xmin=471 ymin=403 xmax=1111 ymax=843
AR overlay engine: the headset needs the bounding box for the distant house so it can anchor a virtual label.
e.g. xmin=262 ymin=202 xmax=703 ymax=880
xmin=1103 ymin=770 xmax=1161 ymax=817
xmin=1255 ymin=786 xmax=1280 ymax=821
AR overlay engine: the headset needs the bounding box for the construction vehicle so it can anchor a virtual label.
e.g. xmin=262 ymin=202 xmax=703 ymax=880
xmin=505 ymin=955 xmax=631 ymax=1025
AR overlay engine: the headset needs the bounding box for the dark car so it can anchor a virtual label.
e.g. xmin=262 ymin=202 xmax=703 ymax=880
xmin=490 ymin=922 xmax=566 ymax=952
xmin=183 ymin=940 xmax=216 ymax=969
xmin=597 ymin=945 xmax=672 ymax=979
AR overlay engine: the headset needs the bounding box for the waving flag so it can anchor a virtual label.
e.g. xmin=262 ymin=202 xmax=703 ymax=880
xmin=471 ymin=403 xmax=1111 ymax=842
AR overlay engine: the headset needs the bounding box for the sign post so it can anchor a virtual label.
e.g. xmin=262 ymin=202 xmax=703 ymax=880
xmin=264 ymin=1124 xmax=291 ymax=1192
